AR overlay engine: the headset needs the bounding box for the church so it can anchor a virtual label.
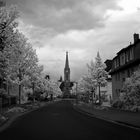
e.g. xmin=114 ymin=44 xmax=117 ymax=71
xmin=63 ymin=52 xmax=71 ymax=97
xmin=59 ymin=52 xmax=73 ymax=98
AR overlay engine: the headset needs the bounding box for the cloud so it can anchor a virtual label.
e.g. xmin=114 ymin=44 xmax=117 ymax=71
xmin=6 ymin=0 xmax=140 ymax=81
xmin=7 ymin=0 xmax=121 ymax=33
xmin=34 ymin=7 xmax=140 ymax=80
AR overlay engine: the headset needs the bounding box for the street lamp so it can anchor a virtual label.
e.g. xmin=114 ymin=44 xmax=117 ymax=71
xmin=91 ymin=87 xmax=95 ymax=105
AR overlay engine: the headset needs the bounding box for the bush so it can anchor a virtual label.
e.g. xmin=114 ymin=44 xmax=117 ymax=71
xmin=112 ymin=100 xmax=124 ymax=109
xmin=122 ymin=70 xmax=140 ymax=107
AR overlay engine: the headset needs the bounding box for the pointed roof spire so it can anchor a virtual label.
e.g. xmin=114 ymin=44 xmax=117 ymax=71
xmin=95 ymin=51 xmax=102 ymax=67
xmin=97 ymin=51 xmax=100 ymax=58
xmin=65 ymin=51 xmax=69 ymax=68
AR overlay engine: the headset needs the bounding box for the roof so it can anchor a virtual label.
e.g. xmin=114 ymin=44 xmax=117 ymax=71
xmin=117 ymin=44 xmax=133 ymax=55
xmin=113 ymin=38 xmax=140 ymax=60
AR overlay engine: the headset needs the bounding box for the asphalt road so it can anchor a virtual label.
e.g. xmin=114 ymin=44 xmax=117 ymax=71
xmin=0 ymin=100 xmax=140 ymax=140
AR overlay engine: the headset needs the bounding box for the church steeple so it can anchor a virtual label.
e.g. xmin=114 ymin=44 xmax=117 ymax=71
xmin=65 ymin=51 xmax=69 ymax=68
xmin=63 ymin=51 xmax=71 ymax=98
xmin=64 ymin=51 xmax=70 ymax=82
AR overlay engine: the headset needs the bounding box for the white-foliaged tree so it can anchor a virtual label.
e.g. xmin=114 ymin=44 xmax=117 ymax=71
xmin=0 ymin=5 xmax=44 ymax=104
xmin=77 ymin=75 xmax=96 ymax=103
xmin=78 ymin=52 xmax=108 ymax=104
xmin=0 ymin=5 xmax=19 ymax=83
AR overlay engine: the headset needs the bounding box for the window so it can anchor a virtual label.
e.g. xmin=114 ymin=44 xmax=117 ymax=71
xmin=126 ymin=51 xmax=129 ymax=62
xmin=123 ymin=53 xmax=125 ymax=64
xmin=130 ymin=48 xmax=134 ymax=60
xmin=114 ymin=59 xmax=117 ymax=69
xmin=120 ymin=54 xmax=123 ymax=66
xmin=114 ymin=58 xmax=120 ymax=69
xmin=117 ymin=58 xmax=120 ymax=67
xmin=120 ymin=53 xmax=125 ymax=65
xmin=116 ymin=58 xmax=118 ymax=67
xmin=114 ymin=60 xmax=116 ymax=68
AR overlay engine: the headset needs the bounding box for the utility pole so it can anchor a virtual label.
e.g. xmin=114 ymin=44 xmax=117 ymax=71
xmin=75 ymin=82 xmax=78 ymax=104
xmin=98 ymin=82 xmax=101 ymax=105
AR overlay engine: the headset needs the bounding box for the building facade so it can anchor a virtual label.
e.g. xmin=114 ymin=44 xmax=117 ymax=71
xmin=110 ymin=33 xmax=140 ymax=101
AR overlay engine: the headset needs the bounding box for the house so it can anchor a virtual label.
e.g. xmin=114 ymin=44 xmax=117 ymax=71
xmin=110 ymin=33 xmax=140 ymax=101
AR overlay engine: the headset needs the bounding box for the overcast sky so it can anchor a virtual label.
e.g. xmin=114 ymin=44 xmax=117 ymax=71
xmin=5 ymin=0 xmax=140 ymax=81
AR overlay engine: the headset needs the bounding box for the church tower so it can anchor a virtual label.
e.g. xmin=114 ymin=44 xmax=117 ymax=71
xmin=63 ymin=52 xmax=71 ymax=97
xmin=64 ymin=52 xmax=70 ymax=82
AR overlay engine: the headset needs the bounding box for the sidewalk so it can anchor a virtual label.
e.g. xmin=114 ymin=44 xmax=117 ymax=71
xmin=0 ymin=101 xmax=52 ymax=129
xmin=73 ymin=102 xmax=140 ymax=129
xmin=0 ymin=99 xmax=61 ymax=129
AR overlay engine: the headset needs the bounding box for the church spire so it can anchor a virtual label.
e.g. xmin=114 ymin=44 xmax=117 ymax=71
xmin=65 ymin=51 xmax=69 ymax=69
xmin=63 ymin=51 xmax=71 ymax=98
xmin=64 ymin=51 xmax=70 ymax=82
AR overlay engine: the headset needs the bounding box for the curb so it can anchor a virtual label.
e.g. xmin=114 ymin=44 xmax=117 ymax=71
xmin=73 ymin=105 xmax=140 ymax=131
xmin=0 ymin=102 xmax=49 ymax=133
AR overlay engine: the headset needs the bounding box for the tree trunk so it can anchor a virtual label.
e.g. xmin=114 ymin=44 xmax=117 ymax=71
xmin=8 ymin=85 xmax=11 ymax=106
xmin=18 ymin=68 xmax=22 ymax=104
xmin=91 ymin=91 xmax=94 ymax=106
xmin=19 ymin=84 xmax=21 ymax=104
xmin=7 ymin=80 xmax=11 ymax=106
xmin=32 ymin=82 xmax=35 ymax=102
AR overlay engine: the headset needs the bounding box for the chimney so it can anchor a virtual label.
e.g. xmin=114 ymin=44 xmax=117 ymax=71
xmin=134 ymin=33 xmax=139 ymax=43
xmin=0 ymin=0 xmax=6 ymax=7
